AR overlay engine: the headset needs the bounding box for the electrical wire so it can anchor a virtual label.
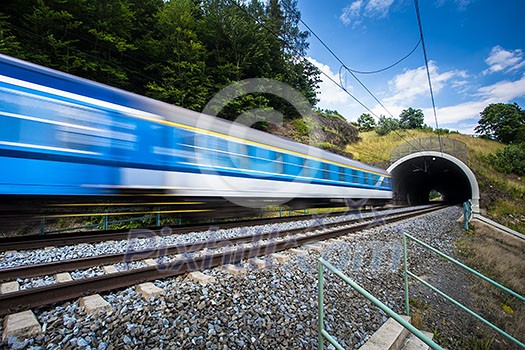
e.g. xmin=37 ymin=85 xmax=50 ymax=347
xmin=413 ymin=0 xmax=442 ymax=152
xmin=228 ymin=0 xmax=387 ymax=163
xmin=346 ymin=39 xmax=421 ymax=75
xmin=281 ymin=0 xmax=425 ymax=152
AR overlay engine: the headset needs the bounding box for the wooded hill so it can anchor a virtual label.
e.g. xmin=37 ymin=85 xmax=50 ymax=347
xmin=1 ymin=0 xmax=360 ymax=151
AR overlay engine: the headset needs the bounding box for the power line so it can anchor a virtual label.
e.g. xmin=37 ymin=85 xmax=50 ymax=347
xmin=413 ymin=0 xmax=442 ymax=152
xmin=228 ymin=0 xmax=387 ymax=163
xmin=281 ymin=0 xmax=425 ymax=152
xmin=346 ymin=39 xmax=421 ymax=74
xmin=227 ymin=0 xmax=380 ymax=119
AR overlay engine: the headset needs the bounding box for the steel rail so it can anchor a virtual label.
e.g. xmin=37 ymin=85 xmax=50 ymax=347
xmin=0 ymin=205 xmax=448 ymax=316
xmin=0 ymin=205 xmax=444 ymax=281
xmin=0 ymin=209 xmax=356 ymax=251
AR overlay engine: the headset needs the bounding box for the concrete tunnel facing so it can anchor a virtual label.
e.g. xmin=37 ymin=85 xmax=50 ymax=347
xmin=387 ymin=151 xmax=480 ymax=213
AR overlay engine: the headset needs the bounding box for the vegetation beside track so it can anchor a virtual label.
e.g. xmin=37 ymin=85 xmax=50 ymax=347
xmin=346 ymin=129 xmax=525 ymax=234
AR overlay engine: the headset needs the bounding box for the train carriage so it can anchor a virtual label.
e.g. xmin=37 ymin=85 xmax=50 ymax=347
xmin=0 ymin=53 xmax=392 ymax=206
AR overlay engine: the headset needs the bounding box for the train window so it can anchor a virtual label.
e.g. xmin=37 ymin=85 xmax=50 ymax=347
xmin=363 ymin=172 xmax=368 ymax=185
xmin=369 ymin=174 xmax=377 ymax=186
xmin=275 ymin=152 xmax=284 ymax=174
xmin=283 ymin=154 xmax=300 ymax=176
xmin=322 ymin=163 xmax=329 ymax=179
xmin=356 ymin=170 xmax=363 ymax=184
xmin=216 ymin=138 xmax=228 ymax=152
xmin=238 ymin=144 xmax=249 ymax=169
xmin=348 ymin=169 xmax=357 ymax=183
xmin=246 ymin=146 xmax=257 ymax=170
xmin=339 ymin=167 xmax=345 ymax=182
xmin=329 ymin=164 xmax=338 ymax=181
xmin=302 ymin=158 xmax=310 ymax=178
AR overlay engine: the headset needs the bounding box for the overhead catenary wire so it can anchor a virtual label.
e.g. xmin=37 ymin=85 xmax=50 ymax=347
xmin=227 ymin=0 xmax=390 ymax=163
xmin=280 ymin=0 xmax=425 ymax=152
xmin=413 ymin=0 xmax=443 ymax=152
xmin=346 ymin=39 xmax=421 ymax=75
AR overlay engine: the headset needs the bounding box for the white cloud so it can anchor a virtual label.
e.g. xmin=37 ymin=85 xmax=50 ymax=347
xmin=340 ymin=0 xmax=363 ymax=26
xmin=385 ymin=61 xmax=467 ymax=104
xmin=477 ymin=74 xmax=525 ymax=101
xmin=419 ymin=74 xmax=525 ymax=129
xmin=483 ymin=46 xmax=525 ymax=75
xmin=340 ymin=0 xmax=394 ymax=27
xmin=307 ymin=57 xmax=353 ymax=105
xmin=421 ymin=100 xmax=487 ymax=126
xmin=364 ymin=0 xmax=395 ymax=17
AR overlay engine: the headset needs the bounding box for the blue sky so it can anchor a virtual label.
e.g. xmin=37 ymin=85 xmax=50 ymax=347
xmin=296 ymin=0 xmax=525 ymax=134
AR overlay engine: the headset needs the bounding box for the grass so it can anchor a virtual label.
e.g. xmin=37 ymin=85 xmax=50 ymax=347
xmin=347 ymin=129 xmax=524 ymax=233
xmin=489 ymin=199 xmax=525 ymax=233
xmin=346 ymin=129 xmax=504 ymax=164
xmin=454 ymin=221 xmax=525 ymax=348
xmin=408 ymin=297 xmax=428 ymax=329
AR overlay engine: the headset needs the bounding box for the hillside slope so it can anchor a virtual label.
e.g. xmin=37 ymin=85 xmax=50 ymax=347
xmin=346 ymin=130 xmax=525 ymax=233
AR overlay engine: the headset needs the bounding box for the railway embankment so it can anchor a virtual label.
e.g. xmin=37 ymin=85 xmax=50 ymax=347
xmin=3 ymin=205 xmax=509 ymax=349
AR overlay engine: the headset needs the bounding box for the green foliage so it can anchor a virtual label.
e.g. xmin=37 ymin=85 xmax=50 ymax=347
xmin=314 ymin=142 xmax=345 ymax=156
xmin=291 ymin=118 xmax=309 ymax=137
xmin=375 ymin=116 xmax=400 ymax=136
xmin=475 ymin=103 xmax=525 ymax=143
xmin=428 ymin=190 xmax=442 ymax=200
xmin=0 ymin=15 xmax=23 ymax=56
xmin=317 ymin=109 xmax=346 ymax=121
xmin=399 ymin=107 xmax=424 ymax=129
xmin=356 ymin=113 xmax=376 ymax=131
xmin=435 ymin=127 xmax=450 ymax=134
xmin=0 ymin=0 xmax=320 ymax=119
xmin=489 ymin=143 xmax=525 ymax=175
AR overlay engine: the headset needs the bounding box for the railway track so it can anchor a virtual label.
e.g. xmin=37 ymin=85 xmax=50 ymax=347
xmin=0 ymin=204 xmax=447 ymax=316
xmin=0 ymin=208 xmax=358 ymax=252
xmin=0 ymin=205 xmax=415 ymax=252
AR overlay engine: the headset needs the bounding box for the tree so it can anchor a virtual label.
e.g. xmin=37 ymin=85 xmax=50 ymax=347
xmin=375 ymin=116 xmax=400 ymax=136
xmin=356 ymin=113 xmax=376 ymax=131
xmin=1 ymin=0 xmax=321 ymax=120
xmin=399 ymin=107 xmax=424 ymax=129
xmin=145 ymin=0 xmax=211 ymax=110
xmin=475 ymin=103 xmax=525 ymax=143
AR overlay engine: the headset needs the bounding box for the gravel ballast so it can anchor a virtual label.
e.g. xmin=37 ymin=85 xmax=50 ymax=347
xmin=0 ymin=205 xmax=465 ymax=349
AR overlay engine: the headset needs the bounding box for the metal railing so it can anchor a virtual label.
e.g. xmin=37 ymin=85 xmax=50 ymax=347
xmin=317 ymin=257 xmax=442 ymax=350
xmin=403 ymin=232 xmax=525 ymax=348
xmin=39 ymin=205 xmax=326 ymax=235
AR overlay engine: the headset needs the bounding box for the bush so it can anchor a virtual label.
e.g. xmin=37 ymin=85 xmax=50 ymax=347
xmin=375 ymin=116 xmax=400 ymax=136
xmin=291 ymin=118 xmax=309 ymax=137
xmin=356 ymin=113 xmax=376 ymax=131
xmin=490 ymin=144 xmax=525 ymax=175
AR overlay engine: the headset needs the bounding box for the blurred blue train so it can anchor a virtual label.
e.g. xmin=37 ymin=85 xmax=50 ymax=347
xmin=0 ymin=53 xmax=392 ymax=206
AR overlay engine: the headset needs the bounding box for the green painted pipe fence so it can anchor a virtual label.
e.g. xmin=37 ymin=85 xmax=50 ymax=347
xmin=317 ymin=257 xmax=442 ymax=350
xmin=403 ymin=232 xmax=525 ymax=349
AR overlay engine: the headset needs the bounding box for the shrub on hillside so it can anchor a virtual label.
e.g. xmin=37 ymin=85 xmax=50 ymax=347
xmin=376 ymin=116 xmax=400 ymax=136
xmin=490 ymin=144 xmax=525 ymax=176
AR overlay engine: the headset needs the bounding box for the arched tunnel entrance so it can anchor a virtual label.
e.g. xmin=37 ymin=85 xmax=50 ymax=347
xmin=387 ymin=151 xmax=480 ymax=213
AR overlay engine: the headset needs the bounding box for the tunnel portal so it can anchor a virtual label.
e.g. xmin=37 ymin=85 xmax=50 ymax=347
xmin=387 ymin=151 xmax=480 ymax=213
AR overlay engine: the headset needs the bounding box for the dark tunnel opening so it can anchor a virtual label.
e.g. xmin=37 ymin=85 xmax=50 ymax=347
xmin=389 ymin=155 xmax=474 ymax=206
